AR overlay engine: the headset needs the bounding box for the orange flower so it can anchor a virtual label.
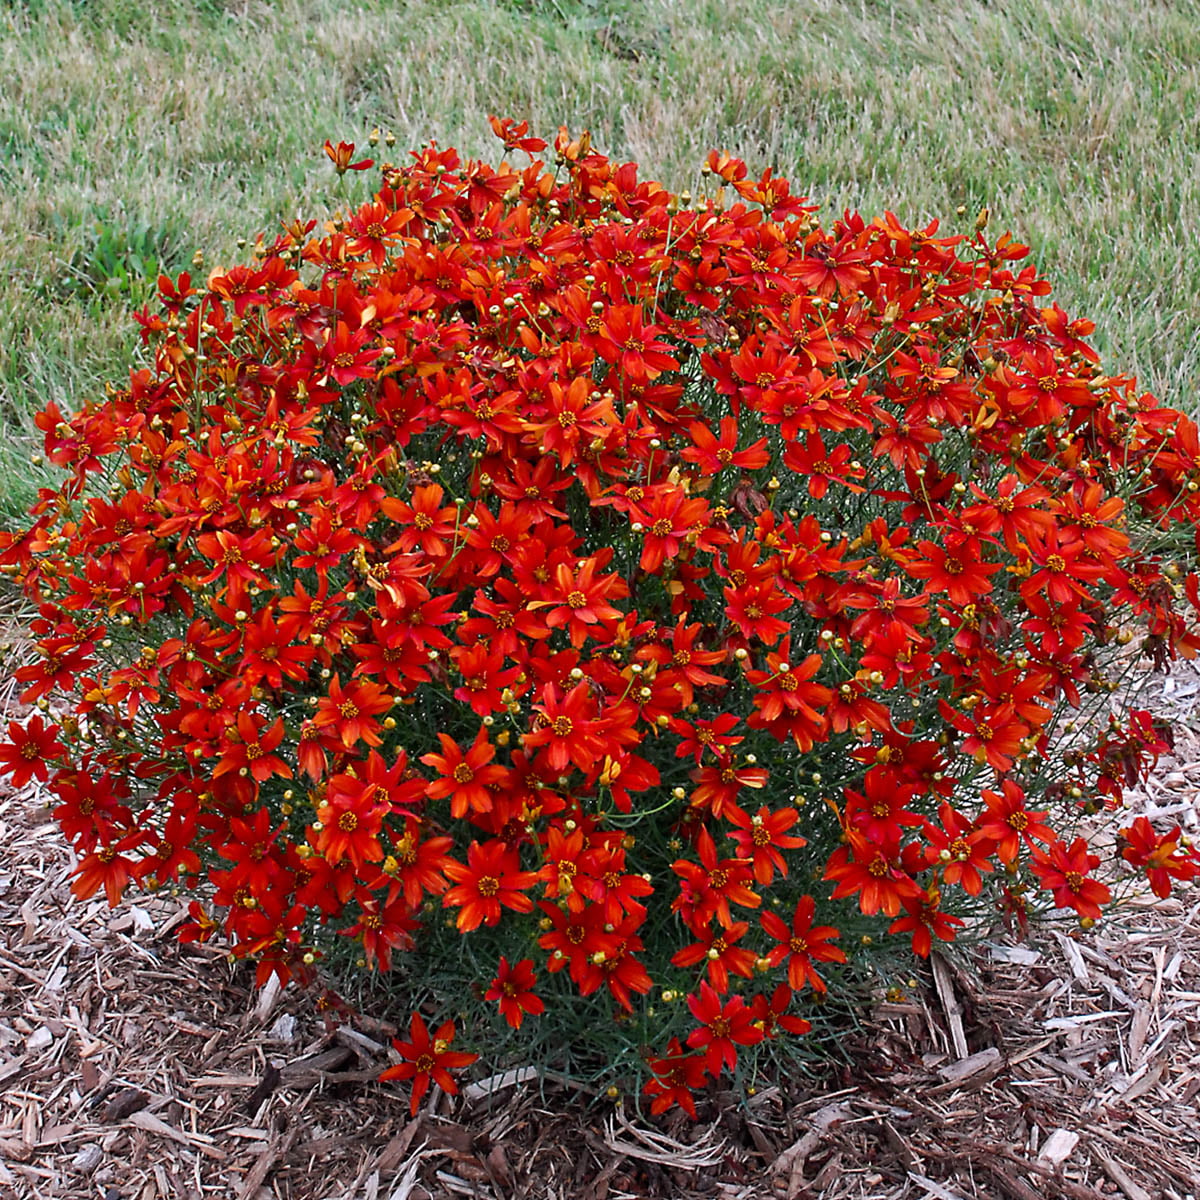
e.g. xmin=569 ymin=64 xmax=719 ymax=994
xmin=381 ymin=1014 xmax=477 ymax=1115
xmin=1030 ymin=837 xmax=1111 ymax=920
xmin=311 ymin=676 xmax=393 ymax=751
xmin=323 ymin=139 xmax=373 ymax=174
xmin=422 ymin=726 xmax=509 ymax=818
xmin=443 ymin=839 xmax=539 ymax=931
xmin=760 ymin=895 xmax=844 ymax=991
xmin=0 ymin=716 xmax=65 ymax=789
xmin=485 ymin=957 xmax=544 ymax=1028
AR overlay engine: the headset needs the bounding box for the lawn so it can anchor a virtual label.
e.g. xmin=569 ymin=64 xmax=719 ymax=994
xmin=2 ymin=0 xmax=1198 ymax=521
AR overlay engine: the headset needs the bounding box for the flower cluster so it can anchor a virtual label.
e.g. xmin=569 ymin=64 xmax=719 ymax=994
xmin=3 ymin=118 xmax=1199 ymax=1116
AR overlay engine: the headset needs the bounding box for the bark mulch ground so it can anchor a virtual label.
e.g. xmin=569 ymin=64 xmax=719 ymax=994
xmin=3 ymin=661 xmax=1200 ymax=1199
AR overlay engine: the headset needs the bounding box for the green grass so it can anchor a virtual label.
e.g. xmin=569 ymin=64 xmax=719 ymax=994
xmin=2 ymin=0 xmax=1199 ymax=520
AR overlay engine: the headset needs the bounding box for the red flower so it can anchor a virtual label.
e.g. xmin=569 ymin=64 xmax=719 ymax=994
xmin=422 ymin=726 xmax=509 ymax=818
xmin=194 ymin=528 xmax=277 ymax=607
xmin=373 ymin=819 xmax=455 ymax=909
xmin=0 ymin=716 xmax=66 ymax=789
xmin=525 ymin=682 xmax=610 ymax=773
xmin=443 ymin=839 xmax=539 ymax=931
xmin=688 ymin=756 xmax=769 ymax=821
xmin=322 ymin=320 xmax=382 ymax=386
xmin=1119 ymin=817 xmax=1199 ymax=898
xmin=382 ymin=483 xmax=461 ymax=557
xmin=745 ymin=643 xmax=831 ymax=750
xmin=572 ymin=844 xmax=654 ymax=925
xmin=724 ymin=579 xmax=792 ymax=645
xmin=888 ymin=888 xmax=964 ymax=957
xmin=291 ymin=512 xmax=362 ymax=572
xmin=537 ymin=901 xmax=618 ymax=984
xmin=213 ymin=712 xmax=291 ymax=785
xmin=630 ymin=485 xmax=718 ymax=574
xmin=643 ymin=1037 xmax=709 ymax=1118
xmin=312 ymin=675 xmax=393 ymax=751
xmin=71 ymin=839 xmax=142 ymax=907
xmin=343 ymin=894 xmax=418 ymax=971
xmin=638 ymin=622 xmax=727 ymax=707
xmin=593 ymin=304 xmax=680 ymax=382
xmin=943 ymin=701 xmax=1029 ymax=774
xmin=313 ymin=772 xmax=387 ymax=869
xmin=1030 ymin=837 xmax=1111 ymax=920
xmin=522 ymin=377 xmax=615 ymax=468
xmin=449 ymin=643 xmax=523 ymax=717
xmin=725 ymin=804 xmax=806 ymax=885
xmin=824 ymin=831 xmax=924 ymax=918
xmin=782 ymin=431 xmax=865 ymax=498
xmin=323 ymin=139 xmax=374 ymax=174
xmin=750 ymin=983 xmax=812 ymax=1038
xmin=527 ymin=556 xmax=626 ymax=647
xmin=682 ymin=417 xmax=770 ymax=474
xmin=794 ymin=234 xmax=870 ymax=297
xmin=671 ymin=827 xmax=760 ymax=930
xmin=672 ymin=714 xmax=744 ymax=766
xmin=670 ymin=920 xmax=756 ymax=993
xmin=485 ymin=956 xmax=545 ymax=1028
xmin=906 ymin=536 xmax=1002 ymax=607
xmin=923 ymin=804 xmax=994 ymax=895
xmin=685 ymin=982 xmax=764 ymax=1075
xmin=380 ymin=1014 xmax=478 ymax=1115
xmin=487 ymin=115 xmax=547 ymax=154
xmin=760 ymin=895 xmax=845 ymax=991
xmin=844 ymin=767 xmax=921 ymax=845
xmin=974 ymin=781 xmax=1054 ymax=864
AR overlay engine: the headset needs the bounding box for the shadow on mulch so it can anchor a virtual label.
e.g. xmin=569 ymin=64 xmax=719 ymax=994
xmin=3 ymin=640 xmax=1200 ymax=1199
xmin=3 ymin=765 xmax=1199 ymax=1200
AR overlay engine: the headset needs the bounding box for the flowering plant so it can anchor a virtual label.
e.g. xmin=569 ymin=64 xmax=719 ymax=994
xmin=4 ymin=117 xmax=1200 ymax=1116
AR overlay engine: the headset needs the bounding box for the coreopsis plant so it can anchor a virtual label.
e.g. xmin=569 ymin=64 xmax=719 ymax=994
xmin=4 ymin=116 xmax=1200 ymax=1116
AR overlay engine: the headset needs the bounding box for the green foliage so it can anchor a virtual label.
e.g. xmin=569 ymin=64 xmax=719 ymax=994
xmin=48 ymin=205 xmax=189 ymax=311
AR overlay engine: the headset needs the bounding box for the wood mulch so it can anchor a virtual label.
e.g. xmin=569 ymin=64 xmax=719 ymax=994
xmin=2 ymin=655 xmax=1200 ymax=1199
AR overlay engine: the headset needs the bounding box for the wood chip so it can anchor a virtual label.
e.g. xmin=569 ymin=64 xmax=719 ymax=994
xmin=1091 ymin=1146 xmax=1154 ymax=1200
xmin=70 ymin=1143 xmax=102 ymax=1174
xmin=126 ymin=1111 xmax=227 ymax=1161
xmin=1035 ymin=1128 xmax=1079 ymax=1167
xmin=463 ymin=1066 xmax=538 ymax=1103
xmin=935 ymin=1047 xmax=1001 ymax=1087
xmin=908 ymin=1171 xmax=969 ymax=1200
xmin=101 ymin=1088 xmax=149 ymax=1122
xmin=931 ymin=952 xmax=969 ymax=1061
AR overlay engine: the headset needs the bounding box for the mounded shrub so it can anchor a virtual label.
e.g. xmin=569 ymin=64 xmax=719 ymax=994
xmin=3 ymin=118 xmax=1199 ymax=1116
